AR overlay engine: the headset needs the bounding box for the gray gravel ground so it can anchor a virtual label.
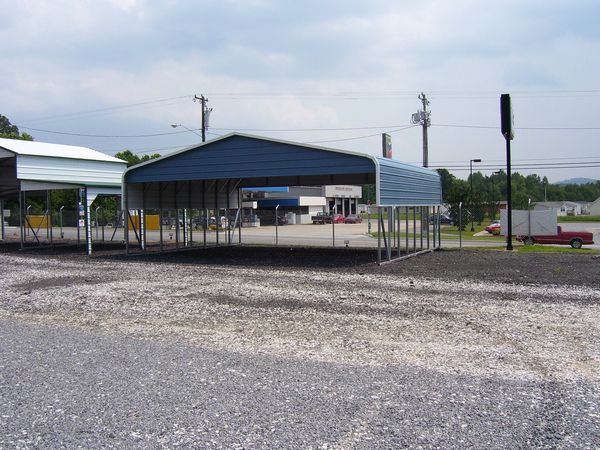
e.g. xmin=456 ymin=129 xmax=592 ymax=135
xmin=1 ymin=246 xmax=599 ymax=448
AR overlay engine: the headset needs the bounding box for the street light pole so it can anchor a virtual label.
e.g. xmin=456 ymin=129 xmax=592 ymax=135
xmin=469 ymin=159 xmax=482 ymax=232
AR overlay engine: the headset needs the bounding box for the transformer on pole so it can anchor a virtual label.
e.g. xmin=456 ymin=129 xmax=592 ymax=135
xmin=411 ymin=92 xmax=431 ymax=167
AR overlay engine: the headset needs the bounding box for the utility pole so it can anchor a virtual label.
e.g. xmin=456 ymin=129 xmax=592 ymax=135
xmin=194 ymin=94 xmax=212 ymax=142
xmin=411 ymin=93 xmax=431 ymax=167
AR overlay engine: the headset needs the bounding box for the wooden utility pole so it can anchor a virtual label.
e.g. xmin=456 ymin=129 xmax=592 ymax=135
xmin=418 ymin=92 xmax=430 ymax=168
xmin=194 ymin=94 xmax=210 ymax=142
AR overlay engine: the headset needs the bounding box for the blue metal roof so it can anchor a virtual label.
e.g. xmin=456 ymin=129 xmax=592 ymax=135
xmin=126 ymin=134 xmax=374 ymax=183
xmin=124 ymin=133 xmax=441 ymax=206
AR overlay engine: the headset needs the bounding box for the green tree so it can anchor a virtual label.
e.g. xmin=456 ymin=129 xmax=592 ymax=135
xmin=114 ymin=150 xmax=161 ymax=167
xmin=0 ymin=114 xmax=33 ymax=141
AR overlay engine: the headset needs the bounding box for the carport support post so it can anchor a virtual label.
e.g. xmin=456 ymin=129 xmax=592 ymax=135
xmin=377 ymin=206 xmax=381 ymax=265
xmin=390 ymin=207 xmax=395 ymax=250
xmin=125 ymin=185 xmax=129 ymax=255
xmin=397 ymin=206 xmax=401 ymax=257
xmin=226 ymin=180 xmax=230 ymax=245
xmin=432 ymin=206 xmax=436 ymax=248
xmin=174 ymin=181 xmax=179 ymax=250
xmin=386 ymin=207 xmax=391 ymax=261
xmin=140 ymin=209 xmax=145 ymax=251
xmin=215 ymin=180 xmax=219 ymax=246
xmin=237 ymin=188 xmax=242 ymax=245
xmin=19 ymin=191 xmax=24 ymax=250
xmin=413 ymin=207 xmax=417 ymax=253
xmin=202 ymin=181 xmax=206 ymax=247
xmin=0 ymin=199 xmax=4 ymax=241
xmin=46 ymin=190 xmax=52 ymax=243
xmin=158 ymin=182 xmax=163 ymax=252
xmin=426 ymin=206 xmax=430 ymax=249
xmin=188 ymin=180 xmax=193 ymax=246
xmin=141 ymin=183 xmax=146 ymax=251
xmin=405 ymin=206 xmax=409 ymax=256
xmin=76 ymin=189 xmax=81 ymax=249
xmin=438 ymin=206 xmax=441 ymax=247
xmin=420 ymin=206 xmax=424 ymax=250
xmin=83 ymin=187 xmax=92 ymax=256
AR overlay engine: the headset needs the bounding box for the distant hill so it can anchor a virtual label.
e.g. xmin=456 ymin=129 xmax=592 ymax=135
xmin=556 ymin=177 xmax=599 ymax=185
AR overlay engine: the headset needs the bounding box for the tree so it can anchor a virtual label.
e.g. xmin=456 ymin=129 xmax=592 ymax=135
xmin=0 ymin=114 xmax=33 ymax=141
xmin=436 ymin=168 xmax=455 ymax=202
xmin=114 ymin=150 xmax=161 ymax=167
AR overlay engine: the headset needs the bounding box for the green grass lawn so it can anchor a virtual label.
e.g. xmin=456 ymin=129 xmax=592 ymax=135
xmin=558 ymin=215 xmax=600 ymax=222
xmin=450 ymin=245 xmax=600 ymax=254
xmin=516 ymin=245 xmax=600 ymax=254
xmin=368 ymin=225 xmax=504 ymax=241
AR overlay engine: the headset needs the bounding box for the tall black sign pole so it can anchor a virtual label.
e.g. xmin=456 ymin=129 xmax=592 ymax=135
xmin=500 ymin=94 xmax=514 ymax=250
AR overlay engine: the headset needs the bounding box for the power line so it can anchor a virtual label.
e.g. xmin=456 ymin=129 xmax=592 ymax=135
xmin=304 ymin=126 xmax=417 ymax=144
xmin=211 ymin=124 xmax=409 ymax=132
xmin=433 ymin=123 xmax=600 ymax=130
xmin=17 ymin=95 xmax=192 ymax=124
xmin=17 ymin=126 xmax=192 ymax=138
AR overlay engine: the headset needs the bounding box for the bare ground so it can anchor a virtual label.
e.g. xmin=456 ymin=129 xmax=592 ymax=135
xmin=1 ymin=245 xmax=599 ymax=389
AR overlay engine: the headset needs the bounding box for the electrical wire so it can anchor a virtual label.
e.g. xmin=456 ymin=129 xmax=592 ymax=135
xmin=17 ymin=95 xmax=192 ymax=124
xmin=304 ymin=125 xmax=417 ymax=144
xmin=17 ymin=126 xmax=192 ymax=138
xmin=433 ymin=123 xmax=600 ymax=130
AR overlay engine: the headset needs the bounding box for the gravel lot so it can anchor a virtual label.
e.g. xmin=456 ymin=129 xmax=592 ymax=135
xmin=1 ymin=246 xmax=599 ymax=447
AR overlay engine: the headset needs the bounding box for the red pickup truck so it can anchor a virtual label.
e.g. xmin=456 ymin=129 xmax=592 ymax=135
xmin=517 ymin=226 xmax=595 ymax=249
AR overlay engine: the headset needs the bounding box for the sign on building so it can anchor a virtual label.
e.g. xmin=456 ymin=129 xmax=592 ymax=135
xmin=382 ymin=133 xmax=392 ymax=159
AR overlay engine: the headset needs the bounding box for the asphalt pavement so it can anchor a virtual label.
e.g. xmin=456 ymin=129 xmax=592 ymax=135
xmin=1 ymin=319 xmax=598 ymax=448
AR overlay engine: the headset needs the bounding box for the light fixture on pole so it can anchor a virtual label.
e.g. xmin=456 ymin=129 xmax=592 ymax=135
xmin=171 ymin=124 xmax=203 ymax=139
xmin=469 ymin=159 xmax=482 ymax=232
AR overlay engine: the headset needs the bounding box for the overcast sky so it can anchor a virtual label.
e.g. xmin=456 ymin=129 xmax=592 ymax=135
xmin=2 ymin=0 xmax=599 ymax=182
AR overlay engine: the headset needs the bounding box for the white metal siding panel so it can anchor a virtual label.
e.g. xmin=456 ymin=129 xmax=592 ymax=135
xmin=377 ymin=158 xmax=442 ymax=206
xmin=16 ymin=155 xmax=126 ymax=187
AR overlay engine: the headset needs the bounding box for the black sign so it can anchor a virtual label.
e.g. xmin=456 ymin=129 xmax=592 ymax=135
xmin=500 ymin=94 xmax=514 ymax=140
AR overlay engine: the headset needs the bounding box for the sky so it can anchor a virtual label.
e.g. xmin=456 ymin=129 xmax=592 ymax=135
xmin=2 ymin=0 xmax=599 ymax=182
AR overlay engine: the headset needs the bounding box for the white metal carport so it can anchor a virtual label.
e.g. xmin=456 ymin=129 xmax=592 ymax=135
xmin=0 ymin=138 xmax=127 ymax=254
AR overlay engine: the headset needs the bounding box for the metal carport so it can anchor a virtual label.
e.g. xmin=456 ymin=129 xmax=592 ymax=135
xmin=0 ymin=138 xmax=127 ymax=254
xmin=123 ymin=133 xmax=442 ymax=264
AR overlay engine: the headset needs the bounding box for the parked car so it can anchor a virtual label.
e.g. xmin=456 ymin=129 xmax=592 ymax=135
xmin=332 ymin=214 xmax=346 ymax=224
xmin=311 ymin=212 xmax=332 ymax=224
xmin=517 ymin=226 xmax=594 ymax=249
xmin=485 ymin=221 xmax=501 ymax=235
xmin=429 ymin=214 xmax=453 ymax=225
xmin=345 ymin=214 xmax=362 ymax=224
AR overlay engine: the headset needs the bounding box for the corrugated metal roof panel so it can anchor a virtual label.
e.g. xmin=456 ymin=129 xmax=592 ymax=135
xmin=125 ymin=134 xmax=375 ymax=183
